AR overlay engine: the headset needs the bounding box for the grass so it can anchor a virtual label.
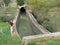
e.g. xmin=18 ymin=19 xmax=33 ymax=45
xmin=38 ymin=7 xmax=60 ymax=32
xmin=0 ymin=7 xmax=18 ymax=16
xmin=7 ymin=7 xmax=18 ymax=13
xmin=0 ymin=22 xmax=21 ymax=45
xmin=28 ymin=39 xmax=60 ymax=45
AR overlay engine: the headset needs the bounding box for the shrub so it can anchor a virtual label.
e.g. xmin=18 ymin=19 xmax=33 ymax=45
xmin=17 ymin=0 xmax=24 ymax=6
xmin=42 ymin=21 xmax=55 ymax=32
xmin=0 ymin=16 xmax=13 ymax=22
xmin=38 ymin=17 xmax=49 ymax=24
xmin=3 ymin=0 xmax=10 ymax=6
xmin=38 ymin=17 xmax=57 ymax=32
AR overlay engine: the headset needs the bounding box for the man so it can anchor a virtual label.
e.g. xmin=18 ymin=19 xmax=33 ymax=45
xmin=10 ymin=20 xmax=14 ymax=33
xmin=10 ymin=20 xmax=14 ymax=26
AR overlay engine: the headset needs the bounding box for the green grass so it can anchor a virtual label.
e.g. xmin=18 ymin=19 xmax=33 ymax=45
xmin=28 ymin=39 xmax=60 ymax=45
xmin=0 ymin=22 xmax=21 ymax=45
xmin=7 ymin=7 xmax=18 ymax=13
xmin=0 ymin=7 xmax=18 ymax=15
xmin=17 ymin=0 xmax=24 ymax=6
xmin=3 ymin=0 xmax=10 ymax=6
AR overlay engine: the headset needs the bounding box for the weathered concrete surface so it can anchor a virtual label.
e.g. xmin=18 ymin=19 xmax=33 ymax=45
xmin=22 ymin=32 xmax=60 ymax=45
xmin=17 ymin=13 xmax=36 ymax=38
xmin=26 ymin=10 xmax=50 ymax=34
xmin=16 ymin=7 xmax=50 ymax=38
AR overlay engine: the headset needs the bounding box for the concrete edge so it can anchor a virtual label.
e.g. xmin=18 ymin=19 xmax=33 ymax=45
xmin=22 ymin=32 xmax=60 ymax=45
xmin=26 ymin=10 xmax=50 ymax=34
xmin=10 ymin=9 xmax=20 ymax=39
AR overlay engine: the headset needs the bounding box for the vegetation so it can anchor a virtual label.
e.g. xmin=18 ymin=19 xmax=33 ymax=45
xmin=0 ymin=7 xmax=18 ymax=22
xmin=0 ymin=16 xmax=12 ymax=22
xmin=38 ymin=7 xmax=60 ymax=32
xmin=26 ymin=0 xmax=60 ymax=32
xmin=28 ymin=39 xmax=60 ymax=45
xmin=26 ymin=0 xmax=60 ymax=16
xmin=3 ymin=0 xmax=10 ymax=6
xmin=17 ymin=0 xmax=24 ymax=6
xmin=0 ymin=22 xmax=21 ymax=45
xmin=0 ymin=2 xmax=20 ymax=44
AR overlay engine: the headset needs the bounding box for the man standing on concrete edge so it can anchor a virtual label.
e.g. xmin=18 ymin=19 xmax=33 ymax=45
xmin=10 ymin=20 xmax=14 ymax=35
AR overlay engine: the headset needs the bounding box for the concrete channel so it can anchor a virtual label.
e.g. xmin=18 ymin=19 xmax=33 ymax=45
xmin=16 ymin=7 xmax=50 ymax=39
xmin=16 ymin=13 xmax=42 ymax=38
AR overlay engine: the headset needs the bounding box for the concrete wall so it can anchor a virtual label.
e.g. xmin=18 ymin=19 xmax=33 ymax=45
xmin=16 ymin=11 xmax=20 ymax=33
xmin=15 ymin=9 xmax=50 ymax=38
xmin=26 ymin=10 xmax=50 ymax=34
xmin=22 ymin=32 xmax=60 ymax=45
